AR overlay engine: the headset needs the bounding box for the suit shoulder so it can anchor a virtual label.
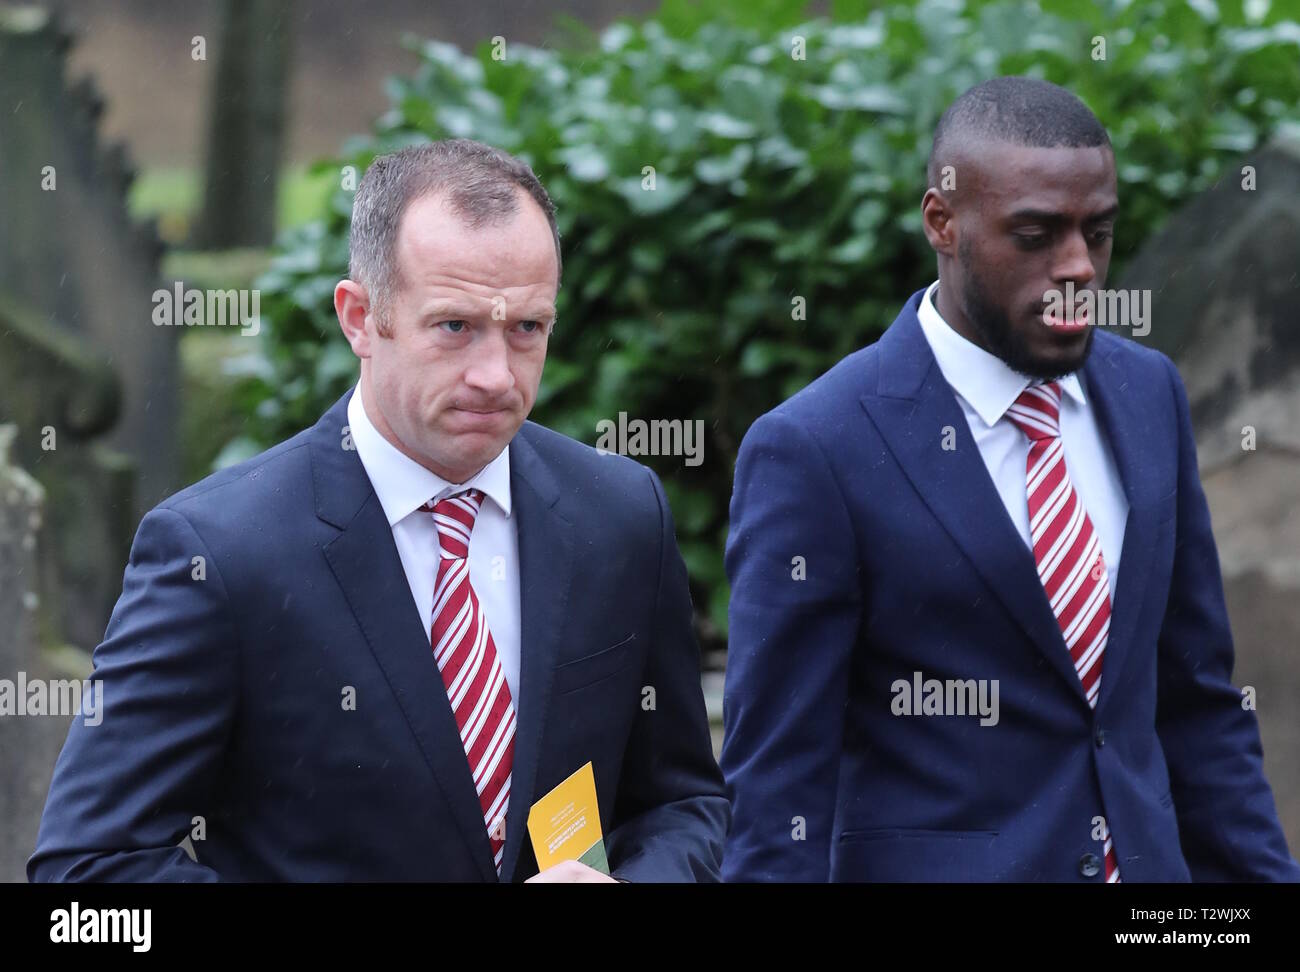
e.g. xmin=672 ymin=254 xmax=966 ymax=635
xmin=1093 ymin=330 xmax=1177 ymax=378
xmin=517 ymin=420 xmax=657 ymax=493
xmin=154 ymin=427 xmax=313 ymax=524
xmin=741 ymin=345 xmax=878 ymax=452
xmin=768 ymin=345 xmax=877 ymax=424
xmin=516 ymin=421 xmax=665 ymax=541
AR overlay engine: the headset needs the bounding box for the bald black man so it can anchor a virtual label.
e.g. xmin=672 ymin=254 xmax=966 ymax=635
xmin=721 ymin=77 xmax=1299 ymax=883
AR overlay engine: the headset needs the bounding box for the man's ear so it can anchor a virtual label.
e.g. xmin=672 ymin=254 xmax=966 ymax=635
xmin=335 ymin=279 xmax=374 ymax=359
xmin=921 ymin=187 xmax=960 ymax=259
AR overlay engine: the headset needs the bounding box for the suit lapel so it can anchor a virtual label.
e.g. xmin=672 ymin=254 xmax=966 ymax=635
xmin=311 ymin=388 xmax=497 ymax=881
xmin=1080 ymin=340 xmax=1164 ymax=714
xmin=497 ymin=425 xmax=576 ymax=882
xmin=860 ymin=294 xmax=1090 ymax=705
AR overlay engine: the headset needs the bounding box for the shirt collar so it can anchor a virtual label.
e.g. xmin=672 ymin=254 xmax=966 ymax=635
xmin=346 ymin=381 xmax=512 ymax=527
xmin=915 ymin=279 xmax=1086 ymax=428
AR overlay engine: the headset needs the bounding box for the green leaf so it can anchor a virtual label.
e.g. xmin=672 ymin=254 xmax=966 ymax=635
xmin=695 ymin=144 xmax=754 ymax=183
xmin=235 ymin=0 xmax=1300 ymax=662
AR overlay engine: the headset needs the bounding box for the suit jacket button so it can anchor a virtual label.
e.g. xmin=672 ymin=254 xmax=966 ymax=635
xmin=1094 ymin=727 xmax=1106 ymax=748
xmin=1078 ymin=853 xmax=1101 ymax=878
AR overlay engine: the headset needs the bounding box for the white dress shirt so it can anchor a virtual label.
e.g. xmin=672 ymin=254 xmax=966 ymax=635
xmin=915 ymin=280 xmax=1129 ymax=595
xmin=346 ymin=382 xmax=521 ymax=702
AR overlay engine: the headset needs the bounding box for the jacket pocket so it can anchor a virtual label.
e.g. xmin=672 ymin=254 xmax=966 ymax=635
xmin=552 ymin=633 xmax=637 ymax=695
xmin=839 ymin=827 xmax=999 ymax=842
xmin=832 ymin=828 xmax=1000 ymax=882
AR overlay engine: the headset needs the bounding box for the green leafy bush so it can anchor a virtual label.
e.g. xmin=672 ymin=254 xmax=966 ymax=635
xmin=228 ymin=0 xmax=1300 ymax=651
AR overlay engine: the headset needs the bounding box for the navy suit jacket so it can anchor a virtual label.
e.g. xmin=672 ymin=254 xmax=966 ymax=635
xmin=30 ymin=388 xmax=727 ymax=882
xmin=721 ymin=288 xmax=1299 ymax=882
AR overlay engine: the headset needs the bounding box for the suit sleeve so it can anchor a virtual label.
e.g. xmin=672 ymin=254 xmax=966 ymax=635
xmin=720 ymin=410 xmax=861 ymax=882
xmin=604 ymin=467 xmax=730 ymax=882
xmin=1154 ymin=355 xmax=1300 ymax=881
xmin=28 ymin=507 xmax=238 ymax=882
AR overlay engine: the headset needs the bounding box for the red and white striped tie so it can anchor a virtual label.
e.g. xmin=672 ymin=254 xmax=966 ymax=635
xmin=1006 ymin=382 xmax=1120 ymax=883
xmin=422 ymin=488 xmax=515 ymax=875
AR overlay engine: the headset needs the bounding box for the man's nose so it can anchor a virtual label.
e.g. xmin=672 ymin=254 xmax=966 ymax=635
xmin=1052 ymin=230 xmax=1096 ymax=285
xmin=463 ymin=332 xmax=515 ymax=395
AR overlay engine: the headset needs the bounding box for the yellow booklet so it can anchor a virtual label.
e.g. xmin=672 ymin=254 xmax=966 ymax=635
xmin=527 ymin=761 xmax=610 ymax=874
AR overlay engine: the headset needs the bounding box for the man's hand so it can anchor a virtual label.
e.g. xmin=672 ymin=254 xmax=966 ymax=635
xmin=525 ymin=860 xmax=619 ymax=883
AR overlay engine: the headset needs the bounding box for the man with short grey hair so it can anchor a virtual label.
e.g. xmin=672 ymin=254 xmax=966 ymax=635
xmin=31 ymin=138 xmax=728 ymax=883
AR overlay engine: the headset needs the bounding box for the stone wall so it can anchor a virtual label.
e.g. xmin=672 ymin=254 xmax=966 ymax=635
xmin=1119 ymin=131 xmax=1300 ymax=857
xmin=0 ymin=424 xmax=94 ymax=882
xmin=0 ymin=6 xmax=176 ymax=516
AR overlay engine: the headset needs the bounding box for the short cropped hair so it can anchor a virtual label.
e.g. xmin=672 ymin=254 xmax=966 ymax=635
xmin=348 ymin=139 xmax=561 ymax=334
xmin=927 ymin=77 xmax=1111 ymax=189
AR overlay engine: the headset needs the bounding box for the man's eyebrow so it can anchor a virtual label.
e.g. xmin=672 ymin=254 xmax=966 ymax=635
xmin=1086 ymin=203 xmax=1120 ymax=222
xmin=500 ymin=304 xmax=557 ymax=321
xmin=1006 ymin=204 xmax=1119 ymax=224
xmin=419 ymin=301 xmax=475 ymax=317
xmin=1006 ymin=208 xmax=1066 ymax=224
xmin=417 ymin=302 xmax=557 ymax=319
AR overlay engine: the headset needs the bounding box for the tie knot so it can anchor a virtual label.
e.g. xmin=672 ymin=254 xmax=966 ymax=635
xmin=1006 ymin=381 xmax=1062 ymax=441
xmin=421 ymin=488 xmax=483 ymax=559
